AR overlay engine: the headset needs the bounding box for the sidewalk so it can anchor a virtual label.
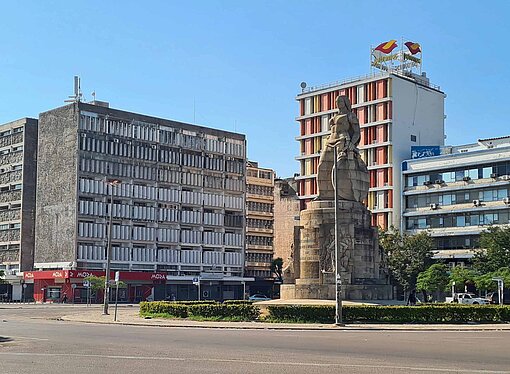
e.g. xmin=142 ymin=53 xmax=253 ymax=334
xmin=60 ymin=306 xmax=510 ymax=331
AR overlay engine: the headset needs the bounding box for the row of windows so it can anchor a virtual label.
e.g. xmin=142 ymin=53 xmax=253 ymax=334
xmin=80 ymin=115 xmax=245 ymax=157
xmin=79 ymin=159 xmax=245 ymax=191
xmin=246 ymin=184 xmax=273 ymax=196
xmin=406 ymin=188 xmax=509 ymax=208
xmin=406 ymin=211 xmax=510 ymax=229
xmin=0 ymin=127 xmax=23 ymax=137
xmin=247 ymin=201 xmax=273 ymax=213
xmin=0 ymin=223 xmax=20 ymax=230
xmin=245 ymin=252 xmax=272 ymax=263
xmin=435 ymin=235 xmax=480 ymax=250
xmin=79 ymin=136 xmax=244 ymax=174
xmin=246 ymin=218 xmax=273 ymax=230
xmin=246 ymin=235 xmax=273 ymax=246
xmin=406 ymin=162 xmax=510 ymax=187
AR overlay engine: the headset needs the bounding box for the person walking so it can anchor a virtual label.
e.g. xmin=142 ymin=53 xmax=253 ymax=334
xmin=407 ymin=289 xmax=417 ymax=306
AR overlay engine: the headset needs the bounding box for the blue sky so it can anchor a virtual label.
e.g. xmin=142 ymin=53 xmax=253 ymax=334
xmin=1 ymin=1 xmax=509 ymax=177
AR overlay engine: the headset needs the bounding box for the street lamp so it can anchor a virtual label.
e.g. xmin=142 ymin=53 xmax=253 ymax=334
xmin=103 ymin=179 xmax=121 ymax=315
xmin=329 ymin=145 xmax=343 ymax=326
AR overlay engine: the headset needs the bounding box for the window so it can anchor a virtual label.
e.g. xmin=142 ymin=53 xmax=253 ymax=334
xmin=482 ymin=167 xmax=492 ymax=178
xmin=12 ymin=127 xmax=23 ymax=134
xmin=410 ymin=135 xmax=417 ymax=142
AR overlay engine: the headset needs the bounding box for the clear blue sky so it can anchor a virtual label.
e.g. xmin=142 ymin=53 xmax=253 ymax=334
xmin=1 ymin=1 xmax=509 ymax=177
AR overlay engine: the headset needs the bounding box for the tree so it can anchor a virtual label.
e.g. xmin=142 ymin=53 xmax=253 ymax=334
xmin=379 ymin=228 xmax=434 ymax=294
xmin=84 ymin=276 xmax=126 ymax=291
xmin=416 ymin=264 xmax=449 ymax=301
xmin=449 ymin=266 xmax=476 ymax=292
xmin=473 ymin=226 xmax=510 ymax=273
xmin=271 ymin=258 xmax=283 ymax=283
xmin=474 ymin=267 xmax=510 ymax=293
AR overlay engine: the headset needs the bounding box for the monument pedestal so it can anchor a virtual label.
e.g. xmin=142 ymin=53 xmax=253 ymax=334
xmin=281 ymin=199 xmax=392 ymax=300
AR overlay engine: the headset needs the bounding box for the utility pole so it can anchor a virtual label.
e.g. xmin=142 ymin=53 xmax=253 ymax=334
xmin=333 ymin=146 xmax=343 ymax=326
xmin=103 ymin=179 xmax=121 ymax=315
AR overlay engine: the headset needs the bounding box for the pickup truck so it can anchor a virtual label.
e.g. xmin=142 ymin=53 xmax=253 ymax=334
xmin=445 ymin=293 xmax=490 ymax=305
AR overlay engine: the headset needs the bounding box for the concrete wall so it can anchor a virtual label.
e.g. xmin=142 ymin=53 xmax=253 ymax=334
xmin=20 ymin=118 xmax=38 ymax=271
xmin=273 ymin=179 xmax=300 ymax=281
xmin=391 ymin=75 xmax=445 ymax=229
xmin=34 ymin=104 xmax=79 ymax=264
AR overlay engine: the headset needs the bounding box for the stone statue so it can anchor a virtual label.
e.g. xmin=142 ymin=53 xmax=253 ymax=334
xmin=316 ymin=96 xmax=369 ymax=203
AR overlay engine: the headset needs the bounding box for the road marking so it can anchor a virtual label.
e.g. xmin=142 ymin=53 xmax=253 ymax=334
xmin=0 ymin=352 xmax=507 ymax=373
xmin=7 ymin=336 xmax=49 ymax=341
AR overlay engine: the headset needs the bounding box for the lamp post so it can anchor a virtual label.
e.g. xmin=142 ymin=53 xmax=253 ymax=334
xmin=332 ymin=145 xmax=343 ymax=326
xmin=103 ymin=179 xmax=121 ymax=315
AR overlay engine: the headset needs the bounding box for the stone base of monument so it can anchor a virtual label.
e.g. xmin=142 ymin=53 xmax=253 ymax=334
xmin=282 ymin=199 xmax=392 ymax=301
xmin=280 ymin=283 xmax=392 ymax=300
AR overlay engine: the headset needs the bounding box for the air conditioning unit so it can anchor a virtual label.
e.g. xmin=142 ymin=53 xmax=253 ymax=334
xmin=473 ymin=199 xmax=482 ymax=206
xmin=423 ymin=180 xmax=432 ymax=186
xmin=503 ymin=197 xmax=510 ymax=204
xmin=463 ymin=176 xmax=471 ymax=182
xmin=490 ymin=173 xmax=498 ymax=179
xmin=501 ymin=175 xmax=510 ymax=181
xmin=430 ymin=203 xmax=439 ymax=210
xmin=435 ymin=180 xmax=445 ymax=185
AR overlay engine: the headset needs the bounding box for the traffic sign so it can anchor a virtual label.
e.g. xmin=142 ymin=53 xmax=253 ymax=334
xmin=71 ymin=284 xmax=77 ymax=289
xmin=192 ymin=277 xmax=200 ymax=286
xmin=83 ymin=280 xmax=90 ymax=288
xmin=115 ymin=271 xmax=120 ymax=282
xmin=22 ymin=284 xmax=27 ymax=289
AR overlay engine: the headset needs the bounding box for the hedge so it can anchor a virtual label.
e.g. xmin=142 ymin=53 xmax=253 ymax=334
xmin=140 ymin=301 xmax=259 ymax=321
xmin=266 ymin=305 xmax=510 ymax=324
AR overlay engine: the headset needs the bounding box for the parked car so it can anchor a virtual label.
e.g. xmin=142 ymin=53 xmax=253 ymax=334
xmin=248 ymin=294 xmax=271 ymax=302
xmin=446 ymin=293 xmax=490 ymax=305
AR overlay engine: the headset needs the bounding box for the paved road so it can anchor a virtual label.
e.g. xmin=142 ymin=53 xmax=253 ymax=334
xmin=1 ymin=306 xmax=509 ymax=373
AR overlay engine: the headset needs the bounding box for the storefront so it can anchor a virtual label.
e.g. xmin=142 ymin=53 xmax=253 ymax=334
xmin=23 ymin=270 xmax=165 ymax=303
xmin=23 ymin=270 xmax=253 ymax=303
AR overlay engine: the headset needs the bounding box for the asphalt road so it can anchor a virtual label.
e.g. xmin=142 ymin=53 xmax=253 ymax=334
xmin=1 ymin=305 xmax=509 ymax=374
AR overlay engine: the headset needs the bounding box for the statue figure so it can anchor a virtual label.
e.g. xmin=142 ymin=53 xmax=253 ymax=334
xmin=316 ymin=95 xmax=369 ymax=202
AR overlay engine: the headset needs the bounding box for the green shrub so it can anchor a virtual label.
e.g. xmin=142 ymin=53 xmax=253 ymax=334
xmin=188 ymin=303 xmax=259 ymax=321
xmin=223 ymin=300 xmax=254 ymax=305
xmin=140 ymin=301 xmax=188 ymax=318
xmin=267 ymin=304 xmax=510 ymax=324
xmin=266 ymin=305 xmax=334 ymax=323
xmin=140 ymin=301 xmax=260 ymax=321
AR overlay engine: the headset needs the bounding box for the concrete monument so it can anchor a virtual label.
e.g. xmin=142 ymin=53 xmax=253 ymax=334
xmin=281 ymin=96 xmax=391 ymax=300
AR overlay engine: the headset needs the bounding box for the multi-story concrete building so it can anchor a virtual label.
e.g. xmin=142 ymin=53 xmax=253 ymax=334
xmin=295 ymin=71 xmax=445 ymax=229
xmin=29 ymin=101 xmax=248 ymax=303
xmin=402 ymin=137 xmax=510 ymax=264
xmin=0 ymin=118 xmax=38 ymax=301
xmin=245 ymin=161 xmax=274 ymax=295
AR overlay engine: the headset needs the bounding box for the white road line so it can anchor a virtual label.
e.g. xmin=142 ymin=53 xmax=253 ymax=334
xmin=5 ymin=336 xmax=49 ymax=341
xmin=0 ymin=352 xmax=507 ymax=373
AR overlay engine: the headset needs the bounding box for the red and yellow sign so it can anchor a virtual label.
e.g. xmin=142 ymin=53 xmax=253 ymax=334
xmin=375 ymin=40 xmax=398 ymax=54
xmin=405 ymin=41 xmax=421 ymax=55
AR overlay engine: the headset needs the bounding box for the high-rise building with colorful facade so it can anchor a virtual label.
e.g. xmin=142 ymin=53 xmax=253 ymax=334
xmin=295 ymin=71 xmax=446 ymax=229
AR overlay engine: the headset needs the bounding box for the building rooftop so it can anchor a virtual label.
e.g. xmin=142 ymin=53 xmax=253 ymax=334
xmin=297 ymin=70 xmax=442 ymax=97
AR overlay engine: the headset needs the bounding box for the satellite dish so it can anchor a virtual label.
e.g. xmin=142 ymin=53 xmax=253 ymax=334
xmin=300 ymin=82 xmax=307 ymax=89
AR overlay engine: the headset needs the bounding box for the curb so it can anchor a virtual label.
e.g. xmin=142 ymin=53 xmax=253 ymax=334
xmin=59 ymin=316 xmax=510 ymax=332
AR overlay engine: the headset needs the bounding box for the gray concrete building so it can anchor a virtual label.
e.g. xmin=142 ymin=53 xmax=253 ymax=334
xmin=0 ymin=118 xmax=38 ymax=301
xmin=32 ymin=102 xmax=248 ymax=301
xmin=402 ymin=137 xmax=510 ymax=265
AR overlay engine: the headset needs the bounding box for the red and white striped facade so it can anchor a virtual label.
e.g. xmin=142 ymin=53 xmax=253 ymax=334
xmin=295 ymin=72 xmax=445 ymax=229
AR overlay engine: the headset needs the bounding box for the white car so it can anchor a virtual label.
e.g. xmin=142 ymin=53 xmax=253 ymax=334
xmin=450 ymin=293 xmax=490 ymax=305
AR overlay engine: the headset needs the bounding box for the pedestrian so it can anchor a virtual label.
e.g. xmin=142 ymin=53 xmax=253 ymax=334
xmin=407 ymin=289 xmax=417 ymax=306
xmin=62 ymin=293 xmax=68 ymax=304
